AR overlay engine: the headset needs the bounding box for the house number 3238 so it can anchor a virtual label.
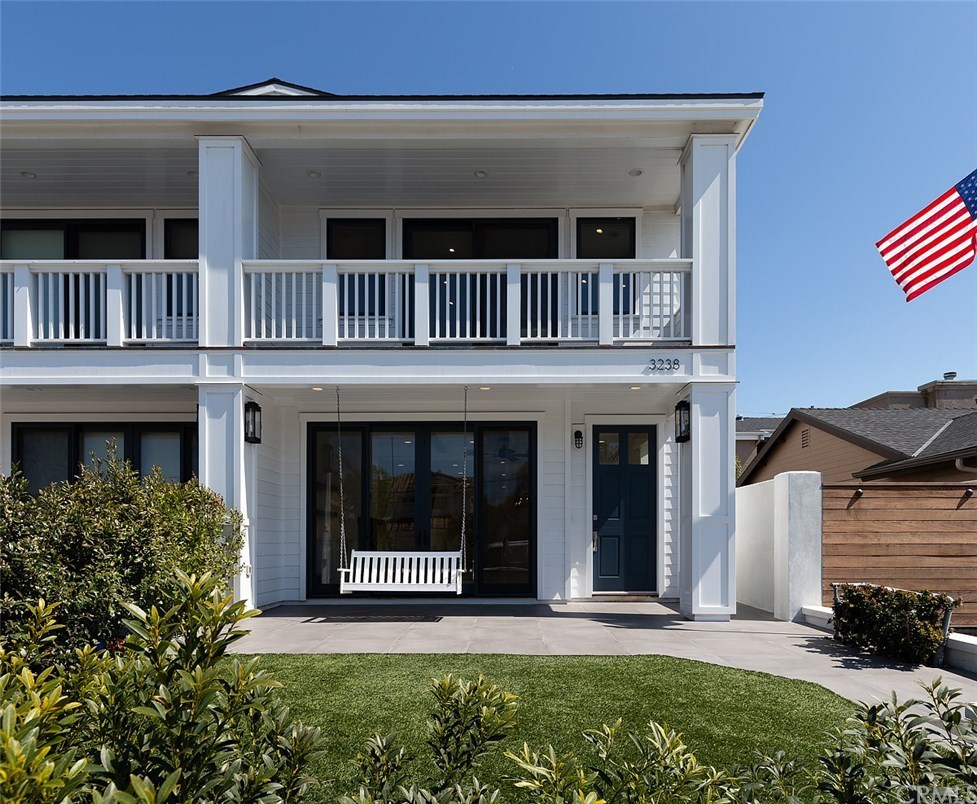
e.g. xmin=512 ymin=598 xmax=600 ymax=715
xmin=649 ymin=358 xmax=680 ymax=371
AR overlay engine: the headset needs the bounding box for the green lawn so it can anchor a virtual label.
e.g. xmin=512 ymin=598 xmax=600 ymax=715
xmin=252 ymin=654 xmax=853 ymax=802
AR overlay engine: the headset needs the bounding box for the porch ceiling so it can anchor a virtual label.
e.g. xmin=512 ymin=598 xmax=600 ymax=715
xmin=1 ymin=138 xmax=686 ymax=209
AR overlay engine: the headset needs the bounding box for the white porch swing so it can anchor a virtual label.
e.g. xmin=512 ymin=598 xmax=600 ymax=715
xmin=337 ymin=386 xmax=469 ymax=595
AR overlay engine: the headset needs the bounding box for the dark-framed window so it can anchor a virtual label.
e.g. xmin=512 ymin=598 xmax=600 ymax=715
xmin=12 ymin=423 xmax=197 ymax=494
xmin=575 ymin=218 xmax=638 ymax=315
xmin=307 ymin=420 xmax=536 ymax=598
xmin=0 ymin=219 xmax=146 ymax=260
xmin=403 ymin=218 xmax=558 ymax=260
xmin=326 ymin=218 xmax=387 ymax=261
xmin=163 ymin=218 xmax=198 ymax=260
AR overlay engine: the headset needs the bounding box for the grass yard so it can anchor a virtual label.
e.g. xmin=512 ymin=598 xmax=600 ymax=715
xmin=253 ymin=654 xmax=854 ymax=802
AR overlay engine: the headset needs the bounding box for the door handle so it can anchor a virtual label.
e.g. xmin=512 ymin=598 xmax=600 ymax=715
xmin=592 ymin=531 xmax=598 ymax=552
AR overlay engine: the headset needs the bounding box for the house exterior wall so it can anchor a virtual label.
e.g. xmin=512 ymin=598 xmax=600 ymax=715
xmin=745 ymin=422 xmax=887 ymax=484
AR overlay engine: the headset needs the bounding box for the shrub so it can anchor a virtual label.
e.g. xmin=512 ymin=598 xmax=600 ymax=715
xmin=346 ymin=676 xmax=976 ymax=803
xmin=0 ymin=456 xmax=243 ymax=652
xmin=0 ymin=572 xmax=323 ymax=802
xmin=832 ymin=583 xmax=959 ymax=665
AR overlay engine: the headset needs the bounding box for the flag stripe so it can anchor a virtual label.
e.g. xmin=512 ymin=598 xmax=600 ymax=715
xmin=905 ymin=253 xmax=976 ymax=301
xmin=882 ymin=201 xmax=968 ymax=267
xmin=892 ymin=222 xmax=977 ymax=283
xmin=897 ymin=229 xmax=976 ymax=289
xmin=876 ymin=188 xmax=958 ymax=249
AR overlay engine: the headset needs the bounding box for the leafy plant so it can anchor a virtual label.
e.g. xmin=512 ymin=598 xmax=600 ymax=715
xmin=0 ymin=457 xmax=243 ymax=653
xmin=0 ymin=572 xmax=323 ymax=803
xmin=832 ymin=583 xmax=959 ymax=665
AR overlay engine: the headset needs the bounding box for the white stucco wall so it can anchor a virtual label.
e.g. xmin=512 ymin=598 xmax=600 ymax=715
xmin=736 ymin=471 xmax=822 ymax=621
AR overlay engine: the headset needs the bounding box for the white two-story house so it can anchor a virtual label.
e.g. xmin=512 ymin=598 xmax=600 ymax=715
xmin=0 ymin=78 xmax=761 ymax=620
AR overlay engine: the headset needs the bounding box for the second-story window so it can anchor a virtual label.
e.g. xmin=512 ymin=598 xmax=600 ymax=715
xmin=0 ymin=220 xmax=145 ymax=260
xmin=402 ymin=219 xmax=558 ymax=260
xmin=576 ymin=217 xmax=637 ymax=315
xmin=326 ymin=219 xmax=387 ymax=260
xmin=163 ymin=219 xmax=198 ymax=259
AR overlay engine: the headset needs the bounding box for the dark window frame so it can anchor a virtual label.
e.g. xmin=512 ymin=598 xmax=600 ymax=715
xmin=11 ymin=422 xmax=198 ymax=492
xmin=402 ymin=218 xmax=559 ymax=260
xmin=0 ymin=219 xmax=147 ymax=260
xmin=306 ymin=420 xmax=537 ymax=598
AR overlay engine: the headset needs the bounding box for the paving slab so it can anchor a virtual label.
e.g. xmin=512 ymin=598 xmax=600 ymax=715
xmin=232 ymin=601 xmax=977 ymax=703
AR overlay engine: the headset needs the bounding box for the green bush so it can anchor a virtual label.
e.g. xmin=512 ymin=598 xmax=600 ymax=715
xmin=346 ymin=675 xmax=976 ymax=803
xmin=832 ymin=583 xmax=959 ymax=665
xmin=0 ymin=457 xmax=243 ymax=653
xmin=0 ymin=572 xmax=323 ymax=803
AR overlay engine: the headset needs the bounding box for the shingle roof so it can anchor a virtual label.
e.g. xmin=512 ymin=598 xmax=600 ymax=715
xmin=736 ymin=417 xmax=782 ymax=434
xmin=917 ymin=410 xmax=977 ymax=457
xmin=797 ymin=408 xmax=973 ymax=457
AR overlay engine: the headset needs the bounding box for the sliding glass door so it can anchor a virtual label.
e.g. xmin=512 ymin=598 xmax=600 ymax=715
xmin=307 ymin=422 xmax=534 ymax=596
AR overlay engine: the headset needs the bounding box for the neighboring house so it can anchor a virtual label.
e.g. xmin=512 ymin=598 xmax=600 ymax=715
xmin=739 ymin=403 xmax=977 ymax=485
xmin=0 ymin=78 xmax=763 ymax=620
xmin=735 ymin=416 xmax=781 ymax=472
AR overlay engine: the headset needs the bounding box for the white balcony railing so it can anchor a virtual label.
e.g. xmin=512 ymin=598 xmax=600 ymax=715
xmin=0 ymin=259 xmax=689 ymax=348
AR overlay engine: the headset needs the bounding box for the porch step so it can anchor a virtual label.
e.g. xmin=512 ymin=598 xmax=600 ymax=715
xmin=591 ymin=593 xmax=660 ymax=602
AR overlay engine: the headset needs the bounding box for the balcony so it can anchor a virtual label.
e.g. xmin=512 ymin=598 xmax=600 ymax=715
xmin=0 ymin=258 xmax=690 ymax=348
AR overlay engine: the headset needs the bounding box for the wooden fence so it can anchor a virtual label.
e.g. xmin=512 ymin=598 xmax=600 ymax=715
xmin=822 ymin=484 xmax=977 ymax=628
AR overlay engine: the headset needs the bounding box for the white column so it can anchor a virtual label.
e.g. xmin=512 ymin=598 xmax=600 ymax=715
xmin=12 ymin=264 xmax=33 ymax=347
xmin=105 ymin=264 xmax=124 ymax=347
xmin=506 ymin=263 xmax=521 ymax=346
xmin=680 ymin=382 xmax=736 ymax=620
xmin=322 ymin=264 xmax=339 ymax=346
xmin=414 ymin=264 xmax=430 ymax=346
xmin=198 ymin=136 xmax=260 ymax=348
xmin=197 ymin=383 xmax=253 ymax=606
xmin=680 ymin=135 xmax=737 ymax=347
xmin=598 ymin=262 xmax=614 ymax=345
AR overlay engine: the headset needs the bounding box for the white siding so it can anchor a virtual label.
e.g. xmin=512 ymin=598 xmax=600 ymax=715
xmin=254 ymin=405 xmax=284 ymax=607
xmin=279 ymin=206 xmax=321 ymax=260
xmin=258 ymin=184 xmax=281 ymax=259
xmin=640 ymin=209 xmax=681 ymax=258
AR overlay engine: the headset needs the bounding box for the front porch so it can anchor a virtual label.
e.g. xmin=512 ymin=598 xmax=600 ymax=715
xmin=231 ymin=600 xmax=977 ymax=703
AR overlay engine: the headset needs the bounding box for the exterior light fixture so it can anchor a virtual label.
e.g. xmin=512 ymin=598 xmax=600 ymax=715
xmin=311 ymin=386 xmax=323 ymax=391
xmin=574 ymin=430 xmax=583 ymax=449
xmin=630 ymin=385 xmax=642 ymax=391
xmin=628 ymin=168 xmax=643 ymax=177
xmin=20 ymin=171 xmax=37 ymax=179
xmin=244 ymin=400 xmax=262 ymax=444
xmin=674 ymin=400 xmax=691 ymax=443
xmin=473 ymin=169 xmax=488 ymax=178
xmin=307 ymin=170 xmax=322 ymax=178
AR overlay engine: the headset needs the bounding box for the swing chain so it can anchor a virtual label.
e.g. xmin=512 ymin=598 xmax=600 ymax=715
xmin=336 ymin=387 xmax=348 ymax=570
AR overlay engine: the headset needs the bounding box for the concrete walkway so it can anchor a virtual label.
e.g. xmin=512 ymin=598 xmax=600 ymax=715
xmin=233 ymin=600 xmax=977 ymax=704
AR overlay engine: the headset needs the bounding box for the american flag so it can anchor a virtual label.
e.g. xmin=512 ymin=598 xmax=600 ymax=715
xmin=876 ymin=168 xmax=977 ymax=302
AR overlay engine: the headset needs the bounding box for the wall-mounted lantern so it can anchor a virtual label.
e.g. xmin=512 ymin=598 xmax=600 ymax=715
xmin=674 ymin=400 xmax=691 ymax=443
xmin=574 ymin=429 xmax=584 ymax=449
xmin=244 ymin=400 xmax=262 ymax=444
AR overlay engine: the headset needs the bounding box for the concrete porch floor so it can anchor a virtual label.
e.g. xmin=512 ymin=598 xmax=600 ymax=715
xmin=233 ymin=600 xmax=977 ymax=704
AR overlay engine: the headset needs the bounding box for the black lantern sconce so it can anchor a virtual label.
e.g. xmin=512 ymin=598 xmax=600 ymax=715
xmin=244 ymin=400 xmax=262 ymax=444
xmin=573 ymin=429 xmax=584 ymax=449
xmin=674 ymin=400 xmax=691 ymax=443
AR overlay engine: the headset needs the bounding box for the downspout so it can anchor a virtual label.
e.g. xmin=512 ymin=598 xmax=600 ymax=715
xmin=954 ymin=458 xmax=977 ymax=474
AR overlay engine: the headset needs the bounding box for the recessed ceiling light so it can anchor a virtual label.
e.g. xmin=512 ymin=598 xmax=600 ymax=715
xmin=630 ymin=385 xmax=643 ymax=390
xmin=448 ymin=247 xmax=455 ymax=253
xmin=595 ymin=228 xmax=603 ymax=234
xmin=628 ymin=168 xmax=643 ymax=177
xmin=473 ymin=169 xmax=488 ymax=178
xmin=307 ymin=169 xmax=322 ymax=179
xmin=311 ymin=386 xmax=323 ymax=391
xmin=480 ymin=386 xmax=491 ymax=391
xmin=186 ymin=170 xmax=198 ymax=178
xmin=20 ymin=171 xmax=36 ymax=179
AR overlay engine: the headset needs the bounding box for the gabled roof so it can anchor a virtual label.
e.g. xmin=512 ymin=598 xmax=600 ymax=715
xmin=1 ymin=76 xmax=765 ymax=103
xmin=854 ymin=410 xmax=977 ymax=479
xmin=214 ymin=78 xmax=336 ymax=97
xmin=737 ymin=407 xmax=975 ymax=484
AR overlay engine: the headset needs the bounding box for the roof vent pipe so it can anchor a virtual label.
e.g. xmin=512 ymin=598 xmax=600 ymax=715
xmin=944 ymin=371 xmax=957 ymax=381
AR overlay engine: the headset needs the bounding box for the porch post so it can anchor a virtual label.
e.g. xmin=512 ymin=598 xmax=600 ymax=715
xmin=197 ymin=136 xmax=259 ymax=348
xmin=105 ymin=264 xmax=125 ymax=347
xmin=679 ymin=382 xmax=736 ymax=620
xmin=197 ymin=383 xmax=254 ymax=606
xmin=680 ymin=135 xmax=737 ymax=347
xmin=12 ymin=264 xmax=33 ymax=347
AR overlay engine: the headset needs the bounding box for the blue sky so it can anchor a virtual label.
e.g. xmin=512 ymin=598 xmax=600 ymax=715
xmin=2 ymin=1 xmax=975 ymax=415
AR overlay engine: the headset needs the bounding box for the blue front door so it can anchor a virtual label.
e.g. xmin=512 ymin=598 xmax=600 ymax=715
xmin=593 ymin=426 xmax=657 ymax=593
